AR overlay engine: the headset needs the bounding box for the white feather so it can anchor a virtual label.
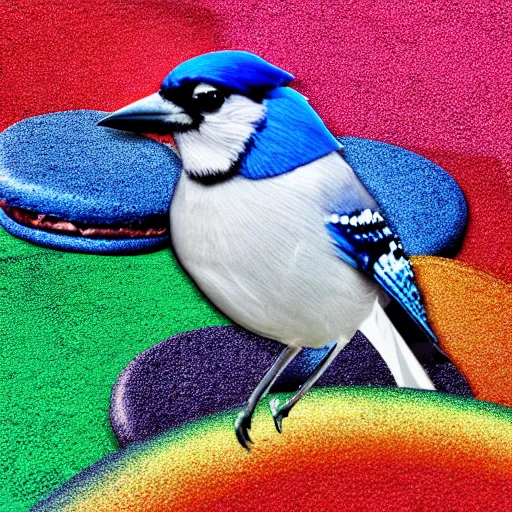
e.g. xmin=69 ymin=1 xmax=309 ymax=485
xmin=174 ymin=95 xmax=266 ymax=177
xmin=170 ymin=151 xmax=387 ymax=348
xmin=358 ymin=300 xmax=435 ymax=390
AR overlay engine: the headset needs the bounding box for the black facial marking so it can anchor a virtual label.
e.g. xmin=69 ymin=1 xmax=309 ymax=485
xmin=158 ymin=82 xmax=267 ymax=127
xmin=188 ymin=166 xmax=240 ymax=186
xmin=159 ymin=83 xmax=196 ymax=106
xmin=192 ymin=89 xmax=225 ymax=113
xmin=159 ymin=82 xmax=229 ymax=114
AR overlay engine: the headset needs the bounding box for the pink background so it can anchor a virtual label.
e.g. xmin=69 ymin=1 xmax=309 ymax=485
xmin=3 ymin=0 xmax=511 ymax=281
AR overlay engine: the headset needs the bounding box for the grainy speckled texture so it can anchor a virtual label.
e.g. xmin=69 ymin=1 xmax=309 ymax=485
xmin=0 ymin=232 xmax=229 ymax=511
xmin=339 ymin=137 xmax=467 ymax=256
xmin=412 ymin=256 xmax=512 ymax=407
xmin=33 ymin=388 xmax=512 ymax=512
xmin=0 ymin=111 xmax=468 ymax=255
xmin=2 ymin=0 xmax=511 ymax=510
xmin=110 ymin=326 xmax=472 ymax=447
xmin=0 ymin=116 xmax=469 ymax=256
xmin=0 ymin=111 xmax=181 ymax=252
xmin=3 ymin=0 xmax=510 ymax=280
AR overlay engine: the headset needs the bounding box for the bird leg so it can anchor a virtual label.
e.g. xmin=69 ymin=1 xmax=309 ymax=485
xmin=235 ymin=345 xmax=301 ymax=450
xmin=270 ymin=342 xmax=339 ymax=434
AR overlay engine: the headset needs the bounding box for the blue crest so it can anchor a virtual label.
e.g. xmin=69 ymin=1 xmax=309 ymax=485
xmin=163 ymin=51 xmax=340 ymax=179
xmin=162 ymin=51 xmax=294 ymax=94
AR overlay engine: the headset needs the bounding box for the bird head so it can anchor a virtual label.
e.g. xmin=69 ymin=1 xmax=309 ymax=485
xmin=99 ymin=51 xmax=341 ymax=181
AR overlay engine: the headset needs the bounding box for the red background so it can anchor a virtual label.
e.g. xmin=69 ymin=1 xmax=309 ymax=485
xmin=3 ymin=0 xmax=511 ymax=281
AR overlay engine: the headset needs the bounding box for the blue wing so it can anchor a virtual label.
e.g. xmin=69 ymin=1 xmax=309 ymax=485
xmin=327 ymin=209 xmax=439 ymax=346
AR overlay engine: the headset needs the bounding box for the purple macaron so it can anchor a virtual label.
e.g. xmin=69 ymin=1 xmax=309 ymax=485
xmin=111 ymin=326 xmax=472 ymax=447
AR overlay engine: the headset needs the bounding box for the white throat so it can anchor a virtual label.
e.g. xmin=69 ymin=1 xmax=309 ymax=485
xmin=174 ymin=95 xmax=266 ymax=177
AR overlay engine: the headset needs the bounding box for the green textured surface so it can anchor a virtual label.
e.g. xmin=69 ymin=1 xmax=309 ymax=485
xmin=0 ymin=228 xmax=230 ymax=511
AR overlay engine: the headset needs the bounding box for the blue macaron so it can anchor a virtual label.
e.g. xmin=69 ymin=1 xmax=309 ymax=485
xmin=0 ymin=112 xmax=466 ymax=255
xmin=338 ymin=136 xmax=467 ymax=256
xmin=0 ymin=110 xmax=181 ymax=253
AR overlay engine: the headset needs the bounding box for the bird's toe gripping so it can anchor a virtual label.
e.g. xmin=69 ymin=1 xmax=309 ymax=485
xmin=269 ymin=397 xmax=290 ymax=434
xmin=235 ymin=409 xmax=254 ymax=450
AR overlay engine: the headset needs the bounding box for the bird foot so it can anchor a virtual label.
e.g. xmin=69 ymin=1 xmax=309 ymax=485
xmin=269 ymin=397 xmax=290 ymax=434
xmin=235 ymin=409 xmax=254 ymax=450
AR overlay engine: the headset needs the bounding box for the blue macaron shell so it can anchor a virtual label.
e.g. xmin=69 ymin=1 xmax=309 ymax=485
xmin=1 ymin=111 xmax=466 ymax=256
xmin=339 ymin=136 xmax=467 ymax=256
xmin=0 ymin=110 xmax=181 ymax=252
xmin=0 ymin=110 xmax=180 ymax=226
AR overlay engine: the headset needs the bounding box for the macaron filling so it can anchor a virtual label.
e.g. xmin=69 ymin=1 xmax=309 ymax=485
xmin=0 ymin=200 xmax=168 ymax=239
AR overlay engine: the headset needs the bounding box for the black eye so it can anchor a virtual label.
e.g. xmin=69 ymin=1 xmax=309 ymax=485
xmin=192 ymin=90 xmax=225 ymax=113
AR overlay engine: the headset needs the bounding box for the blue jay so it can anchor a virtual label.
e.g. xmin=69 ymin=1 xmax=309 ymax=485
xmin=99 ymin=51 xmax=456 ymax=449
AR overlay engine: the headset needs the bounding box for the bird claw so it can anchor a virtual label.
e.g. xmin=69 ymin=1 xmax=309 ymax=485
xmin=269 ymin=397 xmax=289 ymax=434
xmin=235 ymin=410 xmax=254 ymax=450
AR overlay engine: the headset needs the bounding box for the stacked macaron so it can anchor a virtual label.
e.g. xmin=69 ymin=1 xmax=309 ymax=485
xmin=0 ymin=110 xmax=181 ymax=253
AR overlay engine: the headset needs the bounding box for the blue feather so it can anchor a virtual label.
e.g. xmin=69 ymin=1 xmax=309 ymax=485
xmin=327 ymin=209 xmax=439 ymax=345
xmin=163 ymin=51 xmax=340 ymax=179
xmin=239 ymin=88 xmax=342 ymax=179
xmin=162 ymin=51 xmax=294 ymax=95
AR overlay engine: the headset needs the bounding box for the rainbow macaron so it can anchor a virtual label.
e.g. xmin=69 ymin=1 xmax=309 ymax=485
xmin=33 ymin=387 xmax=512 ymax=512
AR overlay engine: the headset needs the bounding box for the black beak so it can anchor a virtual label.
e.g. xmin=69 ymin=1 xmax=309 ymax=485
xmin=97 ymin=93 xmax=192 ymax=134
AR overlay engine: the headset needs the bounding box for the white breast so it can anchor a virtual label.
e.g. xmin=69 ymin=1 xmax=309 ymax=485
xmin=170 ymin=152 xmax=385 ymax=348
